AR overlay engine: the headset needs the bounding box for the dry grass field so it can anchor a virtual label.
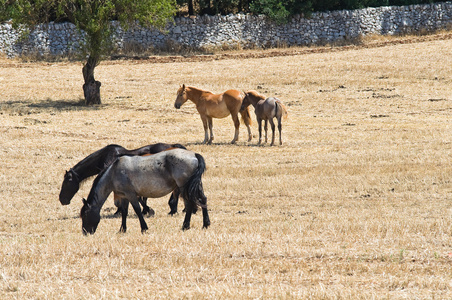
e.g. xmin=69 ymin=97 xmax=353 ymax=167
xmin=1 ymin=33 xmax=452 ymax=299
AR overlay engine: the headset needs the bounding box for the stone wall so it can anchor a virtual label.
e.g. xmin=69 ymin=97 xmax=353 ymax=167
xmin=1 ymin=2 xmax=452 ymax=57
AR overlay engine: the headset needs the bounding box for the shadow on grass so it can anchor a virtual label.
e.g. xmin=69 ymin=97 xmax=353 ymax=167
xmin=1 ymin=98 xmax=102 ymax=115
xmin=184 ymin=141 xmax=279 ymax=148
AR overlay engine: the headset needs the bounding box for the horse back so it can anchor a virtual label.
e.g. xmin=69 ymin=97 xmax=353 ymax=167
xmin=222 ymin=89 xmax=245 ymax=113
xmin=131 ymin=143 xmax=186 ymax=155
xmin=223 ymin=89 xmax=244 ymax=101
xmin=113 ymin=149 xmax=198 ymax=198
xmin=95 ymin=144 xmax=127 ymax=171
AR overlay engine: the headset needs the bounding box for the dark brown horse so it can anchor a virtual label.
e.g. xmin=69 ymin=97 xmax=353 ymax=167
xmin=59 ymin=143 xmax=186 ymax=215
xmin=241 ymin=90 xmax=288 ymax=146
xmin=174 ymin=85 xmax=252 ymax=144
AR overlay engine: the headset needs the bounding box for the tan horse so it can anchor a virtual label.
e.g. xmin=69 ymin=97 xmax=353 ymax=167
xmin=241 ymin=90 xmax=288 ymax=146
xmin=174 ymin=85 xmax=252 ymax=144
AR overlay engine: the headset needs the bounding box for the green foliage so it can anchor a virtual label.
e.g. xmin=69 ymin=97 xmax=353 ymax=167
xmin=249 ymin=0 xmax=290 ymax=24
xmin=174 ymin=0 xmax=443 ymax=24
xmin=249 ymin=0 xmax=312 ymax=24
xmin=3 ymin=0 xmax=177 ymax=59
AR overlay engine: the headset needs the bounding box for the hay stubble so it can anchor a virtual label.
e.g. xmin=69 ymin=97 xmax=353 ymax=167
xmin=1 ymin=36 xmax=452 ymax=299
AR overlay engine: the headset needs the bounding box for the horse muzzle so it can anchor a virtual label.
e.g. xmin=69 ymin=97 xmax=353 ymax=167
xmin=175 ymin=103 xmax=181 ymax=109
xmin=82 ymin=227 xmax=95 ymax=235
xmin=59 ymin=196 xmax=71 ymax=205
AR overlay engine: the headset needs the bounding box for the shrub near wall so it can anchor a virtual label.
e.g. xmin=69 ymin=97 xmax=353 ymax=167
xmin=1 ymin=2 xmax=452 ymax=58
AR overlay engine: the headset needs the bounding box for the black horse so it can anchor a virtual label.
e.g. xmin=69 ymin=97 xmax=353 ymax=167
xmin=59 ymin=143 xmax=186 ymax=215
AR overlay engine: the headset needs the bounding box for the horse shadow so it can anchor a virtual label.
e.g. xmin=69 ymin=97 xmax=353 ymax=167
xmin=185 ymin=141 xmax=278 ymax=148
xmin=55 ymin=207 xmax=140 ymax=221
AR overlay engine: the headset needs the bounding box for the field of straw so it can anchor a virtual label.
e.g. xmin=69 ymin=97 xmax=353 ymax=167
xmin=1 ymin=33 xmax=452 ymax=299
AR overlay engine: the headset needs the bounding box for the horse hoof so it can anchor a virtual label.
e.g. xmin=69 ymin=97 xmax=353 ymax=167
xmin=148 ymin=209 xmax=155 ymax=217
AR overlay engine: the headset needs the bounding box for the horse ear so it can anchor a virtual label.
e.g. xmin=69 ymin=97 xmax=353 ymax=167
xmin=82 ymin=198 xmax=87 ymax=205
xmin=182 ymin=84 xmax=185 ymax=90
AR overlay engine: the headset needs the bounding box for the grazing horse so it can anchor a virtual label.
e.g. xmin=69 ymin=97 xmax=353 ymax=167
xmin=59 ymin=143 xmax=186 ymax=215
xmin=174 ymin=84 xmax=252 ymax=144
xmin=80 ymin=149 xmax=210 ymax=234
xmin=241 ymin=90 xmax=288 ymax=146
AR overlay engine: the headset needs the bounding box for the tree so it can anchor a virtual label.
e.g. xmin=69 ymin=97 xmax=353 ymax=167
xmin=176 ymin=0 xmax=194 ymax=15
xmin=4 ymin=0 xmax=177 ymax=105
xmin=249 ymin=0 xmax=312 ymax=24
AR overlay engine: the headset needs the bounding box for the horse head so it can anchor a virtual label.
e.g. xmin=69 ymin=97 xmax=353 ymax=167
xmin=174 ymin=84 xmax=188 ymax=109
xmin=59 ymin=169 xmax=80 ymax=205
xmin=241 ymin=91 xmax=253 ymax=111
xmin=242 ymin=90 xmax=265 ymax=109
xmin=80 ymin=198 xmax=100 ymax=235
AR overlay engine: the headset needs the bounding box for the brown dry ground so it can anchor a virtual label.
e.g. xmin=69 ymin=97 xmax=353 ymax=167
xmin=0 ymin=32 xmax=452 ymax=299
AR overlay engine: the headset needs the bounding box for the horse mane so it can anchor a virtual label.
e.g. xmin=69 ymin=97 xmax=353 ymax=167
xmin=85 ymin=158 xmax=119 ymax=206
xmin=72 ymin=144 xmax=124 ymax=181
xmin=187 ymin=86 xmax=210 ymax=93
xmin=246 ymin=90 xmax=266 ymax=100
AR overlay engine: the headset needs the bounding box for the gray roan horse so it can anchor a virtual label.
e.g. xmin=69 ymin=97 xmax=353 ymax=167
xmin=241 ymin=90 xmax=288 ymax=146
xmin=80 ymin=149 xmax=210 ymax=235
xmin=59 ymin=143 xmax=186 ymax=216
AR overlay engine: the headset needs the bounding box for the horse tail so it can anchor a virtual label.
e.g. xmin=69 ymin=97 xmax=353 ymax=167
xmin=181 ymin=153 xmax=207 ymax=208
xmin=276 ymin=100 xmax=288 ymax=120
xmin=240 ymin=106 xmax=252 ymax=126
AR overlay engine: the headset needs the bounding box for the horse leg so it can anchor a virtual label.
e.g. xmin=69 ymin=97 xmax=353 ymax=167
xmin=201 ymin=115 xmax=209 ymax=144
xmin=240 ymin=108 xmax=252 ymax=142
xmin=130 ymin=197 xmax=148 ymax=233
xmin=202 ymin=207 xmax=211 ymax=229
xmin=264 ymin=119 xmax=268 ymax=144
xmin=139 ymin=197 xmax=154 ymax=216
xmin=269 ymin=118 xmax=276 ymax=146
xmin=258 ymin=119 xmax=263 ymax=145
xmin=113 ymin=193 xmax=122 ymax=215
xmin=278 ymin=117 xmax=283 ymax=145
xmin=119 ymin=200 xmax=128 ymax=233
xmin=207 ymin=116 xmax=214 ymax=144
xmin=199 ymin=189 xmax=210 ymax=229
xmin=247 ymin=125 xmax=252 ymax=142
xmin=230 ymin=113 xmax=240 ymax=144
xmin=182 ymin=199 xmax=194 ymax=230
xmin=168 ymin=189 xmax=180 ymax=215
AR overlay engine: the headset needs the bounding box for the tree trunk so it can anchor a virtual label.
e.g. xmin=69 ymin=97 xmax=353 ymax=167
xmin=188 ymin=0 xmax=194 ymax=15
xmin=82 ymin=56 xmax=101 ymax=105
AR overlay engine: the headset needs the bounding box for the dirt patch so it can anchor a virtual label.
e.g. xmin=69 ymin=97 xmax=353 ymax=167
xmin=109 ymin=32 xmax=452 ymax=64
